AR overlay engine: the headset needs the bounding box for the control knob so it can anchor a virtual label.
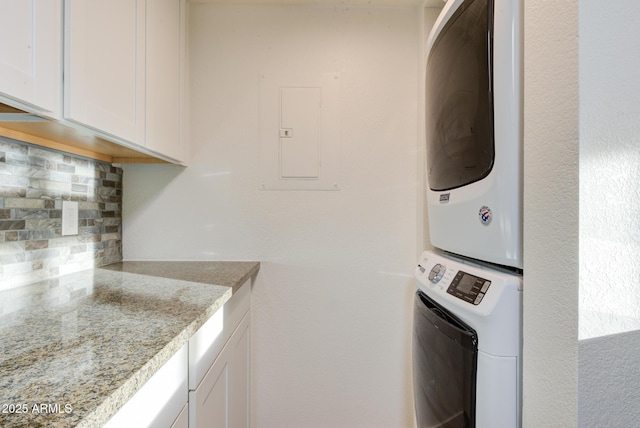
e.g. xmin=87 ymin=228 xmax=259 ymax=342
xmin=428 ymin=264 xmax=446 ymax=283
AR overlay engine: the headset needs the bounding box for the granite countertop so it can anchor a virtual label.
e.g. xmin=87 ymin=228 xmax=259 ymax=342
xmin=101 ymin=261 xmax=259 ymax=293
xmin=0 ymin=261 xmax=259 ymax=428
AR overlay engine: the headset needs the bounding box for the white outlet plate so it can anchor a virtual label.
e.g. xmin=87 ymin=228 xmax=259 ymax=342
xmin=62 ymin=201 xmax=79 ymax=236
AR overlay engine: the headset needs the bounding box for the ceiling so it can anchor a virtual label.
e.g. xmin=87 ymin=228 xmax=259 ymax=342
xmin=189 ymin=0 xmax=445 ymax=7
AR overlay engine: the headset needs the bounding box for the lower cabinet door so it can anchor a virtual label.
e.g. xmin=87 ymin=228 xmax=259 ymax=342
xmin=189 ymin=312 xmax=250 ymax=428
xmin=228 ymin=311 xmax=250 ymax=428
xmin=189 ymin=351 xmax=229 ymax=428
xmin=171 ymin=404 xmax=189 ymax=428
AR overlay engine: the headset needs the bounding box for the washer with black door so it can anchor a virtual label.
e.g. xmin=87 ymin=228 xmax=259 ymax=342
xmin=413 ymin=250 xmax=522 ymax=427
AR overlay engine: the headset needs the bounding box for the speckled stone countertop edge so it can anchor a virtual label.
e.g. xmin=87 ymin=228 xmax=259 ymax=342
xmin=231 ymin=265 xmax=260 ymax=291
xmin=76 ymin=287 xmax=234 ymax=428
xmin=100 ymin=261 xmax=261 ymax=293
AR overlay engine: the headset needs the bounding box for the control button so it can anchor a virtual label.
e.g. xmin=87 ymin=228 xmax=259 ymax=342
xmin=418 ymin=264 xmax=426 ymax=274
xmin=481 ymin=281 xmax=491 ymax=293
xmin=474 ymin=293 xmax=484 ymax=305
xmin=428 ymin=264 xmax=446 ymax=283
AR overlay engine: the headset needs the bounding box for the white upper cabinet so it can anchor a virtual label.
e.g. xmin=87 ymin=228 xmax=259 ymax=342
xmin=64 ymin=0 xmax=145 ymax=145
xmin=146 ymin=0 xmax=187 ymax=163
xmin=0 ymin=0 xmax=62 ymax=116
xmin=0 ymin=0 xmax=186 ymax=164
xmin=64 ymin=0 xmax=186 ymax=163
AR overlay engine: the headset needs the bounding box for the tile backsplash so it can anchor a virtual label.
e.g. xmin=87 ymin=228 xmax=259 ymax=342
xmin=0 ymin=135 xmax=122 ymax=291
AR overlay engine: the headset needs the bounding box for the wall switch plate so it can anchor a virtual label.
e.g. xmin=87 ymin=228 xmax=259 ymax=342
xmin=62 ymin=201 xmax=79 ymax=236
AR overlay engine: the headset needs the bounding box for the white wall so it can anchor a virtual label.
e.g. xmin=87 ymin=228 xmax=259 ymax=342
xmin=123 ymin=3 xmax=420 ymax=427
xmin=579 ymin=0 xmax=640 ymax=340
xmin=578 ymin=331 xmax=640 ymax=427
xmin=578 ymin=0 xmax=640 ymax=425
xmin=523 ymin=0 xmax=579 ymax=426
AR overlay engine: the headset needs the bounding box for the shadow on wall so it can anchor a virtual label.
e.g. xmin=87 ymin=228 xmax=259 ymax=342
xmin=121 ymin=163 xmax=185 ymax=213
xmin=578 ymin=329 xmax=640 ymax=427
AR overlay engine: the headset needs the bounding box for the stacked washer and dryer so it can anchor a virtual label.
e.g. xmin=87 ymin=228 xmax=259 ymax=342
xmin=413 ymin=0 xmax=523 ymax=427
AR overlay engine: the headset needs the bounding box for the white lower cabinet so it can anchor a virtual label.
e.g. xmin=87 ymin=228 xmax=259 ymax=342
xmin=104 ymin=344 xmax=188 ymax=428
xmin=189 ymin=312 xmax=250 ymax=428
xmin=105 ymin=280 xmax=251 ymax=427
xmin=188 ymin=280 xmax=251 ymax=428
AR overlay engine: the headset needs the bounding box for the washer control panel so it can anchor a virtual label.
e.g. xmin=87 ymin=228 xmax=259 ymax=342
xmin=416 ymin=252 xmax=492 ymax=306
xmin=415 ymin=250 xmax=523 ymax=357
xmin=446 ymin=270 xmax=491 ymax=305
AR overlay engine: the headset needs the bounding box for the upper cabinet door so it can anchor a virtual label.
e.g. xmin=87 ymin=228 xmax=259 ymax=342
xmin=0 ymin=0 xmax=62 ymax=116
xmin=146 ymin=0 xmax=187 ymax=163
xmin=64 ymin=0 xmax=145 ymax=144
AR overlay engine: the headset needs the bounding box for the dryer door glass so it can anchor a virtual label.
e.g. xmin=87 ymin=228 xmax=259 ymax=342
xmin=413 ymin=290 xmax=478 ymax=427
xmin=426 ymin=0 xmax=494 ymax=191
